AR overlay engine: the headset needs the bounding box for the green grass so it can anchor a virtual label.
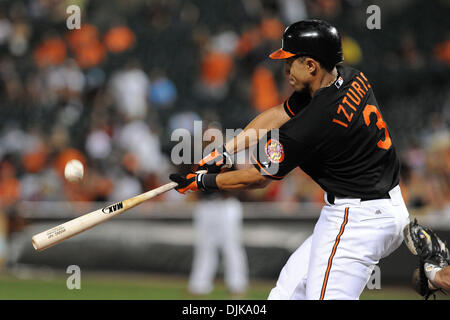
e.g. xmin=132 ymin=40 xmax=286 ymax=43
xmin=0 ymin=271 xmax=446 ymax=300
xmin=0 ymin=272 xmax=270 ymax=300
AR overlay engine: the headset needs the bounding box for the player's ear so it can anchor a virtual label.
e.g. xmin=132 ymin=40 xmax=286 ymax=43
xmin=304 ymin=57 xmax=319 ymax=75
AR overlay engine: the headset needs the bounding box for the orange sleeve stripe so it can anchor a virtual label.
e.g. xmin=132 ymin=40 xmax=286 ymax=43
xmin=285 ymin=99 xmax=295 ymax=117
xmin=251 ymin=153 xmax=284 ymax=180
xmin=320 ymin=207 xmax=349 ymax=300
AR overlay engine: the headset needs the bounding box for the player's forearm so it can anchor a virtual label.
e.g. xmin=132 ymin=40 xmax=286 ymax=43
xmin=216 ymin=167 xmax=270 ymax=190
xmin=434 ymin=267 xmax=450 ymax=291
xmin=225 ymin=104 xmax=289 ymax=154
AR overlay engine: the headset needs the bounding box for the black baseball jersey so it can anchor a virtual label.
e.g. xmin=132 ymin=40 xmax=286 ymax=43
xmin=252 ymin=65 xmax=400 ymax=199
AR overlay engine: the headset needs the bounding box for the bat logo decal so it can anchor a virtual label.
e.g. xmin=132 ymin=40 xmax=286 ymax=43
xmin=102 ymin=202 xmax=124 ymax=214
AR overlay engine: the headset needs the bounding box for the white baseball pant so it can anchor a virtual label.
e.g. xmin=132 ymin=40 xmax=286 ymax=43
xmin=268 ymin=185 xmax=410 ymax=300
xmin=188 ymin=197 xmax=249 ymax=294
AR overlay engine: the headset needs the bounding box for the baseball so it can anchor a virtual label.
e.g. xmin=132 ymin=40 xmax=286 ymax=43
xmin=64 ymin=159 xmax=84 ymax=182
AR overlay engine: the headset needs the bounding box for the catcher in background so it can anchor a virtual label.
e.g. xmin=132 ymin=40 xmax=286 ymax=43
xmin=404 ymin=219 xmax=450 ymax=299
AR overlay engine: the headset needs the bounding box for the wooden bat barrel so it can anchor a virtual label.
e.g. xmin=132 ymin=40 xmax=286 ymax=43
xmin=31 ymin=182 xmax=178 ymax=251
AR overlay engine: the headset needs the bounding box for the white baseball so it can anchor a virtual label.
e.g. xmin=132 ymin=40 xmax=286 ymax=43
xmin=64 ymin=159 xmax=84 ymax=182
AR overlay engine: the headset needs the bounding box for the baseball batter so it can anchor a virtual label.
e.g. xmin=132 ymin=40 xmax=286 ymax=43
xmin=170 ymin=19 xmax=411 ymax=300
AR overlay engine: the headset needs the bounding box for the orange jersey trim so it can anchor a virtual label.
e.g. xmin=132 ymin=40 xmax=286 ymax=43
xmin=285 ymin=99 xmax=295 ymax=117
xmin=320 ymin=207 xmax=349 ymax=300
xmin=251 ymin=153 xmax=284 ymax=180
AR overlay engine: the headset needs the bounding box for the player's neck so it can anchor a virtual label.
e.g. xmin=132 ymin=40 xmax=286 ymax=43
xmin=309 ymin=67 xmax=338 ymax=96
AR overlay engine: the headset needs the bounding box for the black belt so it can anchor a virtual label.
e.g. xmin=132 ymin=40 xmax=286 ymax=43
xmin=326 ymin=192 xmax=391 ymax=205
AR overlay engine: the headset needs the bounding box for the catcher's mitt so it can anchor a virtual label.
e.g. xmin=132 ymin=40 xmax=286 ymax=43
xmin=404 ymin=219 xmax=450 ymax=299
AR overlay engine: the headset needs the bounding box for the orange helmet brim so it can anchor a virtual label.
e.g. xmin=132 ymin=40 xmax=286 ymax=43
xmin=269 ymin=49 xmax=296 ymax=59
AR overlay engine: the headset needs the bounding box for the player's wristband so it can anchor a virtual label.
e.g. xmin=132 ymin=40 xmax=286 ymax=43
xmin=196 ymin=173 xmax=219 ymax=191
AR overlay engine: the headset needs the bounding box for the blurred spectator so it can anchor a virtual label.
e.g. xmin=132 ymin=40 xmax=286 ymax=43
xmin=73 ymin=39 xmax=106 ymax=70
xmin=399 ymin=34 xmax=425 ymax=70
xmin=66 ymin=24 xmax=99 ymax=51
xmin=210 ymin=29 xmax=239 ymax=55
xmin=149 ymin=69 xmax=177 ymax=109
xmin=424 ymin=119 xmax=450 ymax=212
xmin=115 ymin=119 xmax=165 ymax=174
xmin=234 ymin=26 xmax=263 ymax=59
xmin=399 ymin=162 xmax=429 ymax=211
xmin=250 ymin=64 xmax=281 ymax=112
xmin=104 ymin=25 xmax=135 ymax=53
xmin=341 ymin=35 xmax=362 ymax=66
xmin=434 ymin=36 xmax=450 ymax=66
xmin=46 ymin=59 xmax=85 ymax=98
xmin=9 ymin=22 xmax=30 ymax=57
xmin=168 ymin=111 xmax=201 ymax=135
xmin=0 ymin=159 xmax=20 ymax=208
xmin=21 ymin=136 xmax=48 ymax=175
xmin=423 ymin=113 xmax=449 ymax=151
xmin=404 ymin=139 xmax=427 ymax=173
xmin=66 ymin=24 xmax=106 ymax=69
xmin=307 ymin=0 xmax=342 ymax=19
xmin=108 ymin=153 xmax=142 ymax=201
xmin=85 ymin=67 xmax=106 ymax=90
xmin=0 ymin=56 xmax=23 ymax=103
xmin=197 ymin=29 xmax=237 ymax=100
xmin=85 ymin=127 xmax=112 ymax=161
xmin=33 ymin=36 xmax=67 ymax=68
xmin=259 ymin=16 xmax=284 ymax=42
xmin=0 ymin=13 xmax=12 ymax=46
xmin=109 ymin=60 xmax=150 ymax=120
xmin=277 ymin=0 xmax=308 ymax=24
xmin=0 ymin=124 xmax=34 ymax=156
xmin=199 ymin=49 xmax=233 ymax=98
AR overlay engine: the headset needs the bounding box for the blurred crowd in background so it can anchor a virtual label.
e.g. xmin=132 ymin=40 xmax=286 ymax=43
xmin=0 ymin=0 xmax=448 ymax=224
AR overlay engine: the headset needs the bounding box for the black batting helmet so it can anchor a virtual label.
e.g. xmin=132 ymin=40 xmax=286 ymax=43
xmin=270 ymin=19 xmax=344 ymax=70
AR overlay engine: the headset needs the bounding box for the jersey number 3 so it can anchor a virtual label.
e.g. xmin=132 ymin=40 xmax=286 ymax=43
xmin=363 ymin=104 xmax=392 ymax=150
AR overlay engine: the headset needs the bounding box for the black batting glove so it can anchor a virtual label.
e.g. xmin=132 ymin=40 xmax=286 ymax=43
xmin=169 ymin=172 xmax=219 ymax=194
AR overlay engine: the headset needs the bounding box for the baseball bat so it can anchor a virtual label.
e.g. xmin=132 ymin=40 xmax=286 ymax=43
xmin=31 ymin=181 xmax=178 ymax=251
